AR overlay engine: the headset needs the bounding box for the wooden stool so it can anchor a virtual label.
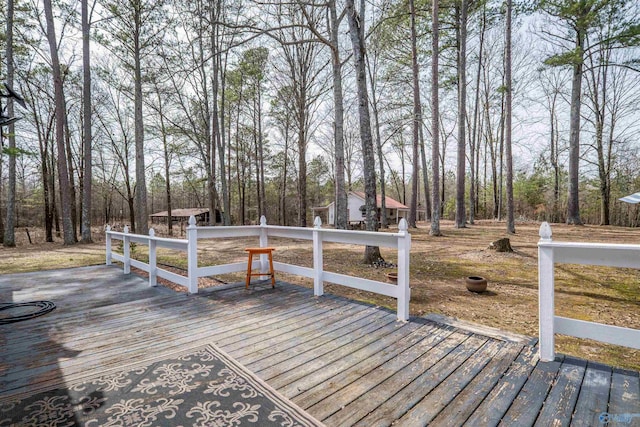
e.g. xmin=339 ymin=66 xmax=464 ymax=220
xmin=245 ymin=247 xmax=276 ymax=289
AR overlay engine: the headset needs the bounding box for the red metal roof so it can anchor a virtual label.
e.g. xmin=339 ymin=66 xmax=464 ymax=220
xmin=351 ymin=191 xmax=409 ymax=209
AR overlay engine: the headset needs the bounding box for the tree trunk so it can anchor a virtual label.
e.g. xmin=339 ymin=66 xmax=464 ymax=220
xmin=43 ymin=158 xmax=53 ymax=242
xmin=430 ymin=0 xmax=442 ymax=237
xmin=346 ymin=0 xmax=381 ymax=263
xmin=419 ymin=124 xmax=431 ymax=221
xmin=470 ymin=5 xmax=486 ymax=224
xmin=164 ymin=142 xmax=173 ymax=235
xmin=81 ymin=0 xmax=93 ymax=243
xmin=44 ymin=0 xmax=75 ymax=245
xmin=0 ymin=96 xmax=3 ymax=242
xmin=0 ymin=135 xmax=3 ymax=242
xmin=31 ymin=105 xmax=54 ymax=242
xmin=549 ymin=88 xmax=560 ymax=222
xmin=298 ymin=125 xmax=307 ymax=227
xmin=281 ymin=125 xmax=289 ymax=226
xmin=372 ymin=87 xmax=388 ymax=228
xmin=64 ymin=99 xmax=78 ymax=241
xmin=258 ymin=89 xmax=266 ymax=218
xmin=440 ymin=123 xmax=446 ymax=216
xmin=128 ymin=196 xmax=135 ymax=229
xmin=210 ymin=2 xmax=231 ymax=226
xmin=330 ymin=0 xmax=348 ymax=230
xmin=234 ymin=93 xmax=245 ymax=225
xmin=484 ymin=88 xmax=499 ymax=219
xmin=567 ymin=30 xmax=584 ymax=225
xmin=50 ymin=139 xmax=60 ymax=238
xmin=498 ymin=80 xmax=505 ymax=221
xmin=133 ymin=5 xmax=148 ymax=235
xmin=586 ymin=37 xmax=612 ymax=226
xmin=4 ymin=0 xmax=16 ymax=247
xmin=367 ymin=44 xmax=388 ymax=228
xmin=408 ymin=0 xmax=420 ymax=228
xmin=505 ymin=0 xmax=515 ymax=234
xmin=455 ymin=0 xmax=467 ymax=229
xmin=154 ymin=88 xmax=173 ymax=236
xmin=253 ymin=96 xmax=261 ymax=220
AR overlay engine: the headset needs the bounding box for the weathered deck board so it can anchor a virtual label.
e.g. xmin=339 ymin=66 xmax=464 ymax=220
xmin=351 ymin=332 xmax=480 ymax=427
xmin=608 ymin=368 xmax=640 ymax=420
xmin=428 ymin=342 xmax=525 ymax=426
xmin=2 ymin=285 xmax=317 ymax=377
xmin=463 ymin=344 xmax=540 ymax=426
xmin=534 ymin=357 xmax=587 ymax=427
xmin=323 ymin=331 xmax=476 ymax=426
xmin=282 ymin=322 xmax=450 ymax=402
xmin=1 ymin=265 xmax=638 ymax=426
xmin=395 ymin=339 xmax=507 ymax=426
xmin=570 ymin=362 xmax=612 ymax=426
xmin=255 ymin=314 xmax=407 ymax=385
xmin=314 ymin=331 xmax=480 ymax=423
xmin=233 ymin=306 xmax=385 ymax=367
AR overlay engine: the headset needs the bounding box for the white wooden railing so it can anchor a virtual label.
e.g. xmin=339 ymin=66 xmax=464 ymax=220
xmin=106 ymin=215 xmax=411 ymax=321
xmin=538 ymin=222 xmax=640 ymax=361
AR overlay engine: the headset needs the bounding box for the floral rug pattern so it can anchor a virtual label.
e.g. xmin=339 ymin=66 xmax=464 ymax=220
xmin=0 ymin=345 xmax=323 ymax=427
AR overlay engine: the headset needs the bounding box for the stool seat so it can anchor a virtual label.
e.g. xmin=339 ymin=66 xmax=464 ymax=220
xmin=245 ymin=247 xmax=276 ymax=289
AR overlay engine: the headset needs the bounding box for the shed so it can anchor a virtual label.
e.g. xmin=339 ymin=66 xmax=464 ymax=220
xmin=312 ymin=191 xmax=409 ymax=226
xmin=150 ymin=208 xmax=221 ymax=226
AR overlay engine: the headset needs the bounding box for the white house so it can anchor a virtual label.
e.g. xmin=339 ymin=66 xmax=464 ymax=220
xmin=312 ymin=191 xmax=409 ymax=226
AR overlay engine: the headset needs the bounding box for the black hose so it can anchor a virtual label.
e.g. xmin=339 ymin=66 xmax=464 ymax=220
xmin=0 ymin=301 xmax=56 ymax=324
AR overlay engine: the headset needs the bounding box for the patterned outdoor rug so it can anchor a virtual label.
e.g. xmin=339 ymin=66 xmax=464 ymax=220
xmin=0 ymin=344 xmax=324 ymax=426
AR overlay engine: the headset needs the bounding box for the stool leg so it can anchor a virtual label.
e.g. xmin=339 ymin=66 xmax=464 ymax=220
xmin=269 ymin=251 xmax=275 ymax=288
xmin=246 ymin=252 xmax=253 ymax=289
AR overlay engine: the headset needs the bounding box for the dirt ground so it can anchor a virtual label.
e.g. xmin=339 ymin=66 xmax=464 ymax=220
xmin=1 ymin=220 xmax=639 ymax=370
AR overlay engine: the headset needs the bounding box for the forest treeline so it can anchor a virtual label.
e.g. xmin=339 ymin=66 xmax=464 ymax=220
xmin=0 ymin=0 xmax=639 ymax=247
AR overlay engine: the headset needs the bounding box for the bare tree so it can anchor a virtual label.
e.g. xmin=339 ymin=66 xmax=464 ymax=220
xmin=367 ymin=36 xmax=389 ymax=228
xmin=272 ymin=4 xmax=324 ymax=227
xmin=22 ymin=67 xmax=56 ymax=241
xmin=346 ymin=0 xmax=382 ymax=263
xmin=43 ymin=0 xmax=75 ymax=244
xmin=150 ymin=79 xmax=175 ymax=235
xmin=469 ymin=4 xmax=487 ymax=224
xmin=209 ymin=0 xmax=234 ymax=226
xmin=407 ymin=0 xmax=420 ymax=228
xmin=80 ymin=0 xmax=93 ymax=242
xmin=455 ymin=0 xmax=468 ymax=228
xmin=584 ymin=49 xmax=640 ymax=225
xmin=505 ymin=0 xmax=515 ymax=233
xmin=297 ymin=0 xmax=349 ymax=229
xmin=99 ymin=0 xmax=169 ymax=234
xmin=3 ymin=0 xmax=16 ymax=246
xmin=430 ymin=0 xmax=442 ymax=237
xmin=95 ymin=76 xmax=137 ymax=230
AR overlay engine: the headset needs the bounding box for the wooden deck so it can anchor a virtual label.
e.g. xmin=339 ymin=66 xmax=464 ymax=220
xmin=1 ymin=265 xmax=638 ymax=426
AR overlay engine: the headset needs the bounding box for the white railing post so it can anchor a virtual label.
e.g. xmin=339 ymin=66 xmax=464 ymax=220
xmin=149 ymin=228 xmax=157 ymax=287
xmin=538 ymin=222 xmax=555 ymax=361
xmin=313 ymin=216 xmax=324 ymax=296
xmin=123 ymin=225 xmax=131 ymax=274
xmin=105 ymin=225 xmax=112 ymax=265
xmin=396 ymin=218 xmax=411 ymax=321
xmin=259 ymin=215 xmax=268 ymax=275
xmin=187 ymin=216 xmax=198 ymax=294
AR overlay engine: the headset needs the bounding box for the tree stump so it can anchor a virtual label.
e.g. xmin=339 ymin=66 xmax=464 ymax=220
xmin=489 ymin=237 xmax=513 ymax=252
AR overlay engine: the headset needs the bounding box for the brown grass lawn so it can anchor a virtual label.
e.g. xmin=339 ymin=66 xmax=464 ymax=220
xmin=1 ymin=220 xmax=639 ymax=371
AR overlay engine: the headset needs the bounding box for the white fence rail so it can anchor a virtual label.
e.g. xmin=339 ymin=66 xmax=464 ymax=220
xmin=106 ymin=215 xmax=411 ymax=320
xmin=537 ymin=222 xmax=640 ymax=361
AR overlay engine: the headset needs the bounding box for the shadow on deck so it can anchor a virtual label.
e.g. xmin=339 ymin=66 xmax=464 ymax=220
xmin=0 ymin=265 xmax=638 ymax=426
